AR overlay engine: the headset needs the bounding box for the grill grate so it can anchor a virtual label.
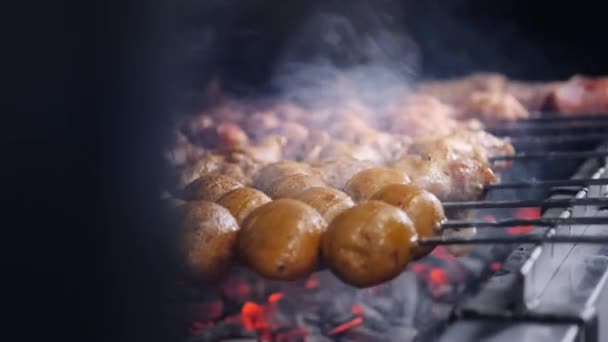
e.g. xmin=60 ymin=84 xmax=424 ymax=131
xmin=437 ymin=114 xmax=608 ymax=342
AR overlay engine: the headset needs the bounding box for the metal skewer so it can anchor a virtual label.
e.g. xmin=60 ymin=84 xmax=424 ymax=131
xmin=490 ymin=151 xmax=608 ymax=162
xmin=483 ymin=178 xmax=608 ymax=190
xmin=441 ymin=216 xmax=608 ymax=229
xmin=442 ymin=197 xmax=608 ymax=210
xmin=419 ymin=235 xmax=608 ymax=246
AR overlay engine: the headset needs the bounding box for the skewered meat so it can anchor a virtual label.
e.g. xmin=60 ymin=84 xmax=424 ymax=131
xmin=178 ymin=201 xmax=240 ymax=281
xmin=237 ymin=199 xmax=327 ymax=280
xmin=546 ymin=75 xmax=608 ymax=115
xmin=461 ymin=91 xmax=529 ymax=122
xmin=312 ymin=157 xmax=376 ymax=189
xmin=393 ymin=154 xmax=496 ymax=201
xmin=416 ymin=73 xmax=509 ymax=107
xmin=253 ymin=160 xmax=314 ymax=193
xmin=321 ymin=200 xmax=418 ymax=288
xmin=410 ymin=129 xmax=514 ymax=166
xmin=317 ymin=141 xmax=386 ymax=164
xmin=265 ymin=174 xmax=325 ymax=199
xmin=181 ymin=174 xmax=243 ymax=201
xmin=387 ymin=94 xmax=462 ymax=138
xmin=216 ymin=187 xmax=271 ymax=226
xmin=371 ymin=184 xmax=445 ymax=259
xmin=343 ymin=167 xmax=411 ymax=202
xmin=293 ymin=187 xmax=355 ymax=223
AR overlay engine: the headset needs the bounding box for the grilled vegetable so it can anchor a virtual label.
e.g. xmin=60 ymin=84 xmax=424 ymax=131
xmin=371 ymin=183 xmax=445 ymax=259
xmin=238 ymin=199 xmax=326 ymax=280
xmin=178 ymin=201 xmax=240 ymax=281
xmin=181 ymin=173 xmax=243 ymax=201
xmin=293 ymin=187 xmax=355 ymax=223
xmin=322 ymin=200 xmax=418 ymax=288
xmin=217 ymin=187 xmax=271 ymax=226
xmin=343 ymin=167 xmax=411 ymax=202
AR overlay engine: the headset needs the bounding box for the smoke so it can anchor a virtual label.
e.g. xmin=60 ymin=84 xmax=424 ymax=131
xmin=270 ymin=1 xmax=420 ymax=110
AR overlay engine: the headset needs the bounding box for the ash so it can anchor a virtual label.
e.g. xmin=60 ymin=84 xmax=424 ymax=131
xmin=178 ymin=241 xmax=513 ymax=342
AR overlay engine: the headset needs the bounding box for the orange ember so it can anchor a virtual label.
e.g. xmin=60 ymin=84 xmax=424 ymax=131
xmin=508 ymin=208 xmax=541 ymax=235
xmin=328 ymin=317 xmax=364 ymax=335
xmin=268 ymin=292 xmax=284 ymax=303
xmin=305 ymin=274 xmax=319 ymax=289
xmin=429 ymin=268 xmax=449 ymax=286
xmin=241 ymin=301 xmax=268 ymax=331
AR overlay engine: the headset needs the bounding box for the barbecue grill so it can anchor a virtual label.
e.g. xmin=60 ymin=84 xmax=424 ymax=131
xmin=180 ymin=112 xmax=608 ymax=342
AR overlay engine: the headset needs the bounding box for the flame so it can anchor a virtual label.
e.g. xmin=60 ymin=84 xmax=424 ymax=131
xmin=328 ymin=317 xmax=364 ymax=335
xmin=508 ymin=208 xmax=541 ymax=235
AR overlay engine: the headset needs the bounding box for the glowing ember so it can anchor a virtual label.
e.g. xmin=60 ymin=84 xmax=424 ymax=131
xmin=268 ymin=292 xmax=284 ymax=303
xmin=429 ymin=268 xmax=449 ymax=286
xmin=304 ymin=274 xmax=319 ymax=289
xmin=351 ymin=304 xmax=363 ymax=315
xmin=508 ymin=207 xmax=541 ymax=235
xmin=328 ymin=317 xmax=364 ymax=335
xmin=490 ymin=262 xmax=502 ymax=271
xmin=241 ymin=301 xmax=268 ymax=331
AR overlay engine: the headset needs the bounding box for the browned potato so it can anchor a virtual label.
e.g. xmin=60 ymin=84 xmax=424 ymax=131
xmin=181 ymin=174 xmax=243 ymax=201
xmin=178 ymin=201 xmax=240 ymax=281
xmin=217 ymin=187 xmax=271 ymax=226
xmin=371 ymin=184 xmax=445 ymax=259
xmin=237 ymin=199 xmax=326 ymax=280
xmin=322 ymin=200 xmax=418 ymax=288
xmin=343 ymin=167 xmax=411 ymax=202
xmin=253 ymin=161 xmax=313 ymax=193
xmin=265 ymin=174 xmax=325 ymax=199
xmin=293 ymin=187 xmax=355 ymax=223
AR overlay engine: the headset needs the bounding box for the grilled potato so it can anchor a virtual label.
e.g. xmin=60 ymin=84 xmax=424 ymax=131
xmin=265 ymin=174 xmax=325 ymax=199
xmin=293 ymin=187 xmax=355 ymax=223
xmin=237 ymin=199 xmax=326 ymax=280
xmin=217 ymin=187 xmax=271 ymax=226
xmin=253 ymin=161 xmax=313 ymax=193
xmin=181 ymin=173 xmax=243 ymax=201
xmin=343 ymin=167 xmax=411 ymax=202
xmin=178 ymin=201 xmax=240 ymax=281
xmin=371 ymin=183 xmax=445 ymax=259
xmin=322 ymin=200 xmax=418 ymax=288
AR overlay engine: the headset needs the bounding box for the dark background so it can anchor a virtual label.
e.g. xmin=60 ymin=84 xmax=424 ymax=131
xmin=4 ymin=1 xmax=608 ymax=342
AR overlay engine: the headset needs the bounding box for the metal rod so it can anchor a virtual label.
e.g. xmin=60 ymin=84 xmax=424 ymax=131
xmin=442 ymin=197 xmax=608 ymax=210
xmin=490 ymin=151 xmax=608 ymax=162
xmin=501 ymin=113 xmax=608 ymax=123
xmin=493 ymin=121 xmax=608 ymax=131
xmin=441 ymin=217 xmax=608 ymax=229
xmin=511 ymin=133 xmax=607 ymax=145
xmin=484 ymin=178 xmax=608 ymax=190
xmin=419 ymin=235 xmax=608 ymax=246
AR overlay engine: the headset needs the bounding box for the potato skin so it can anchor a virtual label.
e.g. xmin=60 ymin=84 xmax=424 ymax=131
xmin=343 ymin=167 xmax=411 ymax=202
xmin=237 ymin=199 xmax=326 ymax=280
xmin=178 ymin=201 xmax=240 ymax=281
xmin=371 ymin=184 xmax=445 ymax=259
xmin=217 ymin=187 xmax=271 ymax=226
xmin=181 ymin=174 xmax=243 ymax=201
xmin=265 ymin=174 xmax=325 ymax=199
xmin=293 ymin=187 xmax=355 ymax=223
xmin=253 ymin=161 xmax=313 ymax=193
xmin=321 ymin=200 xmax=418 ymax=288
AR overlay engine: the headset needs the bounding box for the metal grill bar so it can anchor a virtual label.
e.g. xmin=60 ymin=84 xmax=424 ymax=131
xmin=442 ymin=197 xmax=608 ymax=210
xmin=500 ymin=113 xmax=608 ymax=123
xmin=419 ymin=235 xmax=608 ymax=246
xmin=511 ymin=133 xmax=607 ymax=145
xmin=490 ymin=150 xmax=608 ymax=162
xmin=441 ymin=216 xmax=608 ymax=229
xmin=484 ymin=178 xmax=608 ymax=190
